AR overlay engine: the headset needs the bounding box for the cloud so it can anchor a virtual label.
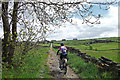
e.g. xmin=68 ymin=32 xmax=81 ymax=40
xmin=88 ymin=0 xmax=119 ymax=3
xmin=47 ymin=5 xmax=118 ymax=40
xmin=0 ymin=3 xmax=118 ymax=41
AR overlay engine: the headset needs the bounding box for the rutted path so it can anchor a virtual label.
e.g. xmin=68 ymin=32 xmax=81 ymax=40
xmin=47 ymin=48 xmax=80 ymax=79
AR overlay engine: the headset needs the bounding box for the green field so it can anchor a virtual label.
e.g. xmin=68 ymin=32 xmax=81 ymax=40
xmin=53 ymin=37 xmax=120 ymax=63
xmin=2 ymin=47 xmax=51 ymax=78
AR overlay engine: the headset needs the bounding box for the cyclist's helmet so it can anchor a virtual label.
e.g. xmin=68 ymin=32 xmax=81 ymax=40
xmin=61 ymin=43 xmax=64 ymax=46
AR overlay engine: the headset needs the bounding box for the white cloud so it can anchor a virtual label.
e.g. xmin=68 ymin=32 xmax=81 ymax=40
xmin=47 ymin=5 xmax=118 ymax=40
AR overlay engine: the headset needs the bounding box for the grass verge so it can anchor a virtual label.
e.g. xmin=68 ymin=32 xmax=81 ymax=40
xmin=68 ymin=52 xmax=115 ymax=79
xmin=2 ymin=47 xmax=52 ymax=78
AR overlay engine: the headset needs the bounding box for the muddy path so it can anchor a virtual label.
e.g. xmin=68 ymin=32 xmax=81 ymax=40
xmin=48 ymin=48 xmax=80 ymax=79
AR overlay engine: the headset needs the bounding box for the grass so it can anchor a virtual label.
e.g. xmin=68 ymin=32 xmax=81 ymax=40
xmin=68 ymin=52 xmax=114 ymax=79
xmin=96 ymin=37 xmax=119 ymax=41
xmin=90 ymin=42 xmax=119 ymax=50
xmin=54 ymin=43 xmax=119 ymax=63
xmin=2 ymin=47 xmax=52 ymax=78
xmin=54 ymin=39 xmax=90 ymax=45
xmin=53 ymin=37 xmax=120 ymax=63
xmin=53 ymin=47 xmax=116 ymax=79
xmin=54 ymin=37 xmax=119 ymax=45
xmin=39 ymin=43 xmax=50 ymax=47
xmin=81 ymin=50 xmax=119 ymax=63
xmin=69 ymin=42 xmax=119 ymax=63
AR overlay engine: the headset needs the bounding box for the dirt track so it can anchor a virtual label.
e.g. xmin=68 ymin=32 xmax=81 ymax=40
xmin=48 ymin=48 xmax=80 ymax=79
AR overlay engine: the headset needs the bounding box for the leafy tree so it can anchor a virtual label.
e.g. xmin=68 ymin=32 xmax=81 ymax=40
xmin=0 ymin=0 xmax=117 ymax=66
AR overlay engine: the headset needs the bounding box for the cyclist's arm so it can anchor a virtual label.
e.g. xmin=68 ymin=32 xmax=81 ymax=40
xmin=57 ymin=50 xmax=60 ymax=55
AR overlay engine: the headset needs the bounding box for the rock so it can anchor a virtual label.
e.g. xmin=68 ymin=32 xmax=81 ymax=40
xmin=101 ymin=56 xmax=112 ymax=61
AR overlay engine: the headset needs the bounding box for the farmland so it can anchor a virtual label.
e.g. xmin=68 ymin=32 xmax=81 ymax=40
xmin=53 ymin=37 xmax=120 ymax=63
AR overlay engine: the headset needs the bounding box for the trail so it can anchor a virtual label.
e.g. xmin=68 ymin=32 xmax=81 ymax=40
xmin=47 ymin=48 xmax=80 ymax=79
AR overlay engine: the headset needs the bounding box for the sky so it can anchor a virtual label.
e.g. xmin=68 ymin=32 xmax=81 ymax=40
xmin=46 ymin=4 xmax=118 ymax=41
xmin=0 ymin=0 xmax=119 ymax=41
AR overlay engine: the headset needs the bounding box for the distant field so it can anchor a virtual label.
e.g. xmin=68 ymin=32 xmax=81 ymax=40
xmin=96 ymin=37 xmax=119 ymax=41
xmin=53 ymin=37 xmax=120 ymax=63
xmin=90 ymin=42 xmax=118 ymax=50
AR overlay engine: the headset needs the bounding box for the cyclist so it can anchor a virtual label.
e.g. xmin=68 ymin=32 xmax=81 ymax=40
xmin=57 ymin=43 xmax=67 ymax=69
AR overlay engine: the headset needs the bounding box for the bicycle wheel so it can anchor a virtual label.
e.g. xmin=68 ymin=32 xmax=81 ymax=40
xmin=63 ymin=59 xmax=67 ymax=74
xmin=63 ymin=63 xmax=67 ymax=74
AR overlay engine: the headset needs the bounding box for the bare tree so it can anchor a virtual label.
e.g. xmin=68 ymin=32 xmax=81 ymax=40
xmin=1 ymin=0 xmax=117 ymax=66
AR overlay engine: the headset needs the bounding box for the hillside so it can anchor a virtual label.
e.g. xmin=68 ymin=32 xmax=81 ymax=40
xmin=53 ymin=37 xmax=120 ymax=63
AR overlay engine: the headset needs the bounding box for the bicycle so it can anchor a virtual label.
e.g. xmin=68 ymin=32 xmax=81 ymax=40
xmin=61 ymin=56 xmax=67 ymax=74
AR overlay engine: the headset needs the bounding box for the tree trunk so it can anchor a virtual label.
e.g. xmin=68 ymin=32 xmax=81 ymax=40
xmin=2 ymin=2 xmax=10 ymax=63
xmin=9 ymin=2 xmax=19 ymax=65
xmin=12 ymin=2 xmax=18 ymax=43
xmin=2 ymin=2 xmax=19 ymax=66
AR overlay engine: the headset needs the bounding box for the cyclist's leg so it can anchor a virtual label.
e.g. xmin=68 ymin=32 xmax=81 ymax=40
xmin=65 ymin=54 xmax=67 ymax=59
xmin=59 ymin=54 xmax=63 ymax=68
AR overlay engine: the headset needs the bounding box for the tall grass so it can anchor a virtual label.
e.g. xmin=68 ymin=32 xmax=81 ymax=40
xmin=2 ymin=47 xmax=52 ymax=78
